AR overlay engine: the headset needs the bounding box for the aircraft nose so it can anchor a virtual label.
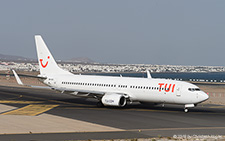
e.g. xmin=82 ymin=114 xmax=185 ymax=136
xmin=199 ymin=91 xmax=209 ymax=102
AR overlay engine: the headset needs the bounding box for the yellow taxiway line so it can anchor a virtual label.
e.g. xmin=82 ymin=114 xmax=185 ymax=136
xmin=0 ymin=100 xmax=43 ymax=104
xmin=1 ymin=104 xmax=58 ymax=116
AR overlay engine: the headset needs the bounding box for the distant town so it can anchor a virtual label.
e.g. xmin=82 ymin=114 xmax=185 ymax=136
xmin=1 ymin=60 xmax=225 ymax=73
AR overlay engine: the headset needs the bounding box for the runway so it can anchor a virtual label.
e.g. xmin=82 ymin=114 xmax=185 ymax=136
xmin=0 ymin=85 xmax=225 ymax=141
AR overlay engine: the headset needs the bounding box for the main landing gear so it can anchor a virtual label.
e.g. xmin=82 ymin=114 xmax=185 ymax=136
xmin=97 ymin=101 xmax=104 ymax=107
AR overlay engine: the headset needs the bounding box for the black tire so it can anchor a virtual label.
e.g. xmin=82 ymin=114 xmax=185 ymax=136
xmin=97 ymin=101 xmax=104 ymax=107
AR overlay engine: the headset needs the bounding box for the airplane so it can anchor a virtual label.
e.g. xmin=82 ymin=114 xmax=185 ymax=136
xmin=12 ymin=35 xmax=209 ymax=113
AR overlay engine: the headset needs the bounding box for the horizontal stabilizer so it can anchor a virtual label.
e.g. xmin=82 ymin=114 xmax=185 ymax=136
xmin=12 ymin=70 xmax=51 ymax=89
xmin=12 ymin=70 xmax=24 ymax=85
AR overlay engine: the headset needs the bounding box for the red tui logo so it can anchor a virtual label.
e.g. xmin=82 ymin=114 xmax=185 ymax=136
xmin=40 ymin=56 xmax=50 ymax=68
xmin=158 ymin=83 xmax=175 ymax=93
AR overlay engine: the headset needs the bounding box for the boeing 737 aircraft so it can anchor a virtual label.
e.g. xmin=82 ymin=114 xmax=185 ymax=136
xmin=13 ymin=35 xmax=209 ymax=112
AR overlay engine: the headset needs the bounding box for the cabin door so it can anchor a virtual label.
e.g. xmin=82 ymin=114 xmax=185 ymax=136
xmin=176 ymin=85 xmax=181 ymax=97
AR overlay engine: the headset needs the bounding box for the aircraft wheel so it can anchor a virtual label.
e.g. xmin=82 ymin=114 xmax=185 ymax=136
xmin=97 ymin=101 xmax=104 ymax=107
xmin=184 ymin=108 xmax=188 ymax=113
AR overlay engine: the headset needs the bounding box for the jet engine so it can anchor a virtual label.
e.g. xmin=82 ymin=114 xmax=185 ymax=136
xmin=101 ymin=93 xmax=126 ymax=107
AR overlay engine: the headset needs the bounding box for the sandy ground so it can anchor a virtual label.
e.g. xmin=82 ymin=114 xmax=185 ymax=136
xmin=198 ymin=85 xmax=225 ymax=105
xmin=0 ymin=72 xmax=45 ymax=87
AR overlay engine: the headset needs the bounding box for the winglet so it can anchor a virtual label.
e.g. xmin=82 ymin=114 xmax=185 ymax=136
xmin=12 ymin=70 xmax=24 ymax=85
xmin=146 ymin=70 xmax=152 ymax=79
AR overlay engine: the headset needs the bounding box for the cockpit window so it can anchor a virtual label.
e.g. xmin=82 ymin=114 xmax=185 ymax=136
xmin=188 ymin=88 xmax=201 ymax=91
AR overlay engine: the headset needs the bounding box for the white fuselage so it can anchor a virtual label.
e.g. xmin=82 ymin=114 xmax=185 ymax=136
xmin=31 ymin=35 xmax=209 ymax=112
xmin=44 ymin=73 xmax=209 ymax=105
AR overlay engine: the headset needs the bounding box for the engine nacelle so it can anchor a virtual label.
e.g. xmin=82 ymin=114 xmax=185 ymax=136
xmin=101 ymin=94 xmax=126 ymax=107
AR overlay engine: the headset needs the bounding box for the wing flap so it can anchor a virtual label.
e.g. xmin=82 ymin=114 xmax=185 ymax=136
xmin=58 ymin=87 xmax=105 ymax=95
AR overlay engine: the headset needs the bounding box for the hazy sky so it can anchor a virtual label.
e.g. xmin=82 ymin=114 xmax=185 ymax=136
xmin=0 ymin=0 xmax=225 ymax=66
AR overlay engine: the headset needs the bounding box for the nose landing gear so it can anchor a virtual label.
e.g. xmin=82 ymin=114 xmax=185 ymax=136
xmin=184 ymin=104 xmax=195 ymax=113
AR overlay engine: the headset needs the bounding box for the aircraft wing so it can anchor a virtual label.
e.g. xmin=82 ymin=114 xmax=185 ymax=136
xmin=57 ymin=87 xmax=106 ymax=98
xmin=54 ymin=86 xmax=127 ymax=100
xmin=58 ymin=87 xmax=105 ymax=95
xmin=54 ymin=85 xmax=129 ymax=99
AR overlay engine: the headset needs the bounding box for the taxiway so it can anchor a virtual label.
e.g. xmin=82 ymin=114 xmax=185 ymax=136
xmin=0 ymin=85 xmax=225 ymax=141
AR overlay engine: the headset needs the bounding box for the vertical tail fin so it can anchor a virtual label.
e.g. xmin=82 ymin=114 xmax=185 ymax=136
xmin=35 ymin=35 xmax=71 ymax=76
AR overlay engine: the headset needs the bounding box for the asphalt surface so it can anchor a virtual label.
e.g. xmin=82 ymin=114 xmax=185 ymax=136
xmin=0 ymin=85 xmax=225 ymax=141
